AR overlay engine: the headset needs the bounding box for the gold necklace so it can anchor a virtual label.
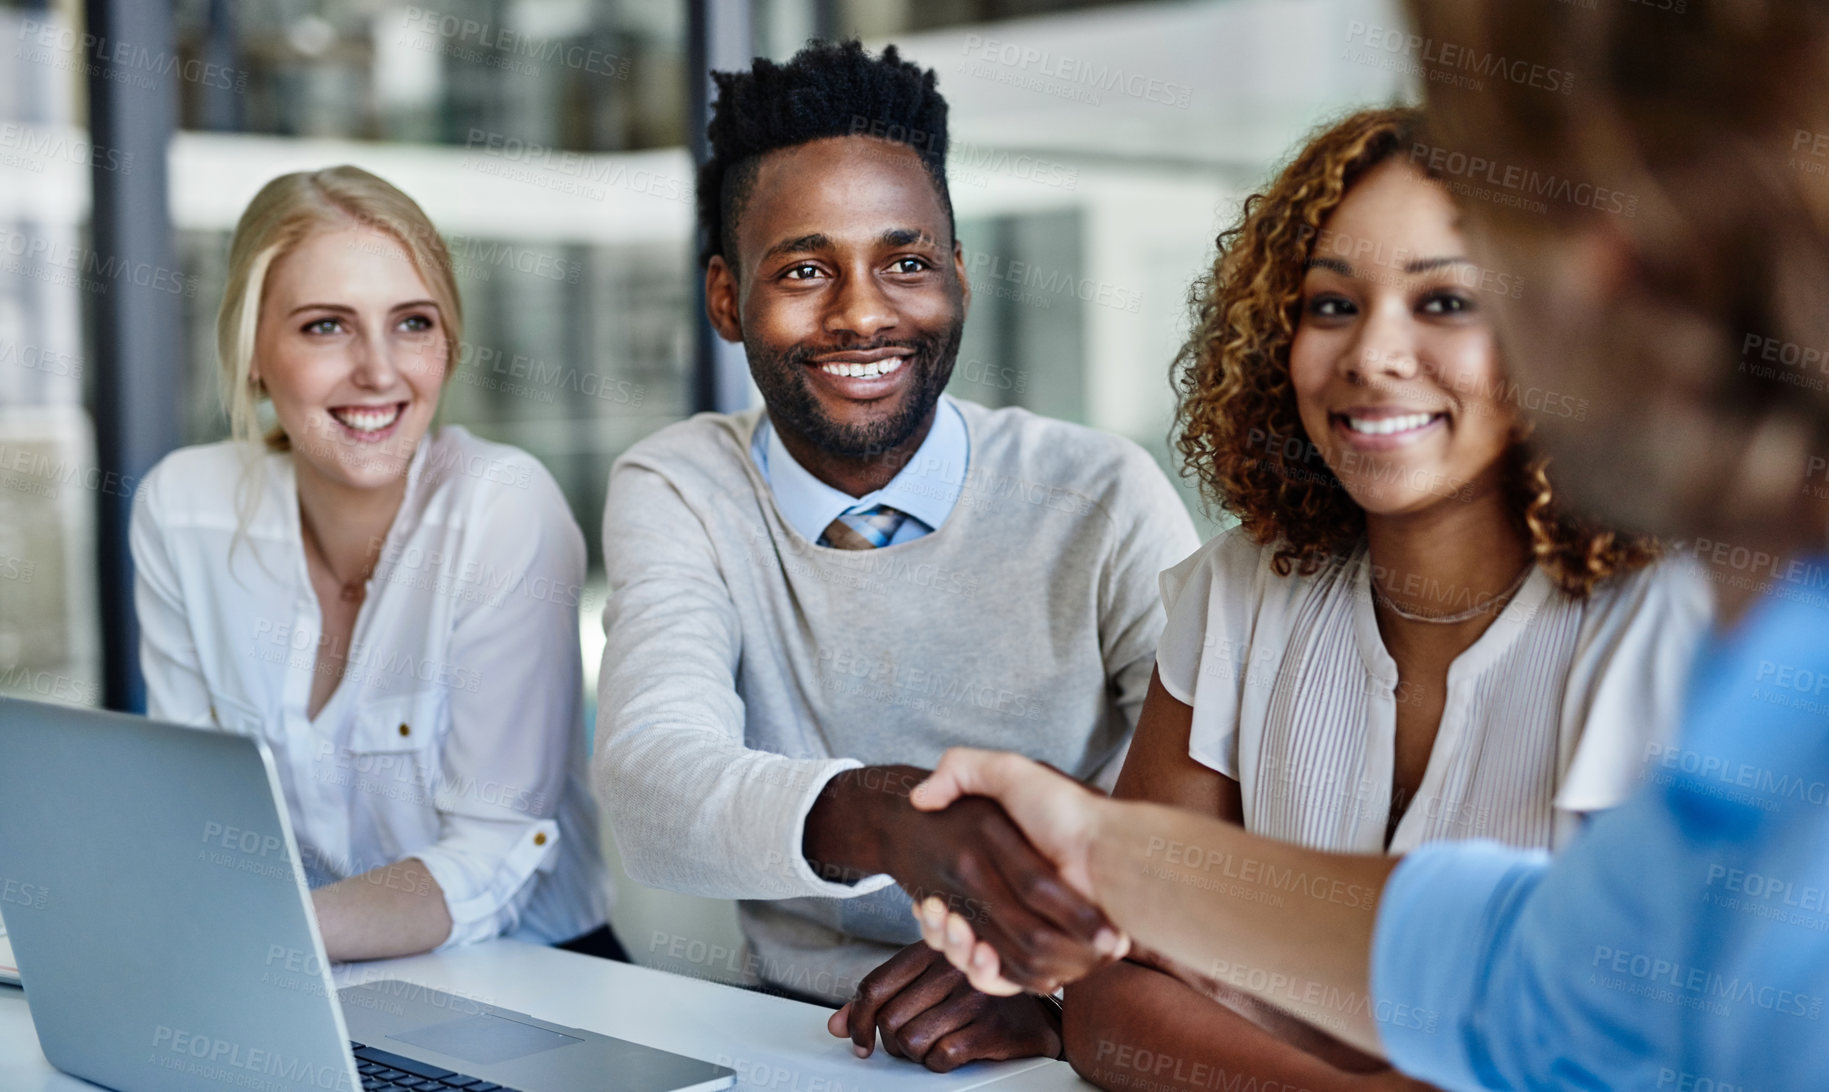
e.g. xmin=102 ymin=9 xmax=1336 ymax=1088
xmin=301 ymin=519 xmax=375 ymax=604
xmin=1373 ymin=562 xmax=1533 ymax=625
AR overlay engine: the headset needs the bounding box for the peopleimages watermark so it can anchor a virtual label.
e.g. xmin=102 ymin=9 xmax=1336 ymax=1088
xmin=1343 ymin=21 xmax=1575 ymax=95
xmin=1087 ymin=1038 xmax=1318 ymax=1092
xmin=1143 ymin=836 xmax=1379 ymax=910
xmin=816 ymin=649 xmax=1044 ymax=720
xmin=1741 ymin=331 xmax=1829 ymax=395
xmin=0 ymin=230 xmax=200 ymax=297
xmin=1410 ymin=142 xmax=1638 ymax=219
xmin=648 ymin=931 xmax=864 ymax=1002
xmin=261 ymin=943 xmax=335 ymax=1001
xmin=954 ymin=358 xmax=1029 ymax=395
xmin=149 ymin=1025 xmax=353 ymax=1092
xmin=1202 ymin=960 xmax=1438 ymax=1035
xmin=1682 ymin=536 xmax=1829 ymax=607
xmin=0 ymin=554 xmax=36 ymax=584
xmin=452 ymin=339 xmax=645 ymax=408
xmin=1703 ymin=863 xmax=1829 ymax=933
xmin=1299 ymin=223 xmax=1528 ymax=299
xmin=345 ymin=230 xmax=581 ymax=287
xmin=1655 ymin=1068 xmax=1750 ymax=1092
xmin=844 ymin=115 xmax=1079 ymax=192
xmin=0 ymin=442 xmax=142 ymax=500
xmin=1641 ymin=740 xmax=1829 ymax=810
xmin=1793 ymin=129 xmax=1829 ymax=177
xmin=0 ymin=666 xmax=99 ymax=705
xmin=399 ymin=6 xmax=630 ymax=80
xmin=1589 ymin=945 xmax=1823 ymax=1020
xmin=1 ymin=876 xmax=49 ymax=911
xmin=957 ymin=34 xmax=1192 ymax=110
xmin=247 ymin=615 xmax=486 ymax=695
xmin=963 ymin=248 xmax=1142 ymax=313
xmin=196 ymin=819 xmax=295 ymax=883
xmin=1246 ymin=425 xmax=1477 ymax=504
xmin=0 ymin=338 xmax=84 ymax=379
xmin=312 ymin=738 xmax=552 ymax=815
xmin=717 ymin=1052 xmax=866 ymax=1092
xmin=0 ymin=123 xmax=132 ymax=175
xmin=462 ymin=129 xmax=690 ymax=204
xmin=14 ymin=18 xmax=248 ymax=94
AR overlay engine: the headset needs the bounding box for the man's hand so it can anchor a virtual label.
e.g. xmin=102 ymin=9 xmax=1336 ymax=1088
xmin=826 ymin=943 xmax=1061 ymax=1072
xmin=908 ymin=749 xmax=1121 ymax=995
xmin=803 ymin=764 xmax=1122 ymax=993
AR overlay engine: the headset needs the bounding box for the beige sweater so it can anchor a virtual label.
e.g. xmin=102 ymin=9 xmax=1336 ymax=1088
xmin=592 ymin=398 xmax=1199 ymax=1001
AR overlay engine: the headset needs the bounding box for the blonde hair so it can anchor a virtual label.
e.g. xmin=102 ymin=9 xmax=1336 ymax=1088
xmin=216 ymin=166 xmax=464 ymax=540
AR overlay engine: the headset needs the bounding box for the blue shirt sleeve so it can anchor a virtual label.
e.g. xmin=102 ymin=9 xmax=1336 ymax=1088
xmin=1370 ymin=569 xmax=1829 ymax=1091
xmin=1372 ymin=842 xmax=1550 ymax=1090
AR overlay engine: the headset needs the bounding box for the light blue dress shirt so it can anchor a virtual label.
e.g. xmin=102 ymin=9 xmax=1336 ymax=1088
xmin=750 ymin=395 xmax=969 ymax=546
xmin=1373 ymin=558 xmax=1829 ymax=1091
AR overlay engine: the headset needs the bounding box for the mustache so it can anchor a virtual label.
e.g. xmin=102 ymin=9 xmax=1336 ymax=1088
xmin=780 ymin=337 xmax=937 ymax=367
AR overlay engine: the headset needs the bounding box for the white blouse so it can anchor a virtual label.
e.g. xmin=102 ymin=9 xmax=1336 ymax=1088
xmin=130 ymin=426 xmax=611 ymax=948
xmin=1156 ymin=528 xmax=1713 ymax=853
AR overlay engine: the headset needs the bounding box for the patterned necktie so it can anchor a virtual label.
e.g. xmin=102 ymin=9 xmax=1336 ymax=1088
xmin=820 ymin=504 xmax=908 ymax=550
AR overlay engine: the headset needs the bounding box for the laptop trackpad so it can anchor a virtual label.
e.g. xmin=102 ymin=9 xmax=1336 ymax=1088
xmin=390 ymin=1013 xmax=583 ymax=1065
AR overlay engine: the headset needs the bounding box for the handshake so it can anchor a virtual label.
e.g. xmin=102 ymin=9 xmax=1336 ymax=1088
xmin=804 ymin=753 xmax=1129 ymax=1070
xmin=904 ymin=750 xmax=1125 ymax=993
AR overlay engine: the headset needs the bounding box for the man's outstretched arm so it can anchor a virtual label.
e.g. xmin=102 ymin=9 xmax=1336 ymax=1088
xmin=911 ymin=749 xmax=1399 ymax=1057
xmin=598 ymin=461 xmax=1124 ymax=985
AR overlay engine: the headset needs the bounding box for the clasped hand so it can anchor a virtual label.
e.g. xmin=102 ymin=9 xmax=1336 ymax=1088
xmin=807 ymin=760 xmax=1124 ymax=1067
xmin=804 ymin=763 xmax=1124 ymax=996
xmin=904 ymin=749 xmax=1120 ymax=997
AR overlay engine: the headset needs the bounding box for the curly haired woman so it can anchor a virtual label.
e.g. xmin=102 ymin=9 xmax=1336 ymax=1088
xmin=1058 ymin=107 xmax=1712 ymax=1091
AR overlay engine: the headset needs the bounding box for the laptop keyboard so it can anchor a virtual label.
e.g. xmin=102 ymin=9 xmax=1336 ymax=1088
xmin=351 ymin=1042 xmax=523 ymax=1091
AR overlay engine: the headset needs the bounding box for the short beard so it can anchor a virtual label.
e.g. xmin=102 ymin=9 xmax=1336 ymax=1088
xmin=747 ymin=320 xmax=963 ymax=461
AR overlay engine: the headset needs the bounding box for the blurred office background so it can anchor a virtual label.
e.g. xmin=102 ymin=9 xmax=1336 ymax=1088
xmin=0 ymin=0 xmax=1407 ymax=977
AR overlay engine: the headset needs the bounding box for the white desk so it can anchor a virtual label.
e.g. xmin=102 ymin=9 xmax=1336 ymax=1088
xmin=0 ymin=939 xmax=1089 ymax=1092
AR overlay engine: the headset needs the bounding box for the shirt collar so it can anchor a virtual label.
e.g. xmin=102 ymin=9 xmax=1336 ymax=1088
xmin=753 ymin=396 xmax=969 ymax=544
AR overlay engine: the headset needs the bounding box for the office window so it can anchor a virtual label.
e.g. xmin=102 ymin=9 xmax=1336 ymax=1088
xmin=0 ymin=0 xmax=104 ymax=707
xmin=166 ymin=0 xmax=696 ymax=571
xmin=0 ymin=0 xmax=1412 ymax=710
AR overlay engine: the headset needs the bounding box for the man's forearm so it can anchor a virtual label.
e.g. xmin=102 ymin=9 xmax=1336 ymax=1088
xmin=1085 ymin=798 xmax=1399 ymax=1057
xmin=803 ymin=765 xmax=928 ymax=882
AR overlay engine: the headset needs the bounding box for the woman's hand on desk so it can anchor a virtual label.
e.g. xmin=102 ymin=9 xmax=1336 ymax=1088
xmin=311 ymin=857 xmax=452 ymax=962
xmin=827 ymin=943 xmax=1062 ymax=1072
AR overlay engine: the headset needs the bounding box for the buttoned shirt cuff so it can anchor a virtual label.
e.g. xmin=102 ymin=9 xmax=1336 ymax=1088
xmin=413 ymin=817 xmax=561 ymax=950
xmin=777 ymin=758 xmax=897 ymax=900
xmin=1371 ymin=840 xmax=1550 ymax=1090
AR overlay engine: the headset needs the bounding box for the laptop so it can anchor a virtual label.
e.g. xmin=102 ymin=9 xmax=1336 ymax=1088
xmin=0 ymin=695 xmax=736 ymax=1092
xmin=0 ymin=916 xmax=18 ymax=986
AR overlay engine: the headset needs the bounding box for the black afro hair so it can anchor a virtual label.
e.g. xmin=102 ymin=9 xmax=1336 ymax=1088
xmin=696 ymin=39 xmax=952 ymax=270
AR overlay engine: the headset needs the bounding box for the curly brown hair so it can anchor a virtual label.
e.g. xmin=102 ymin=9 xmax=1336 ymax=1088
xmin=1172 ymin=106 xmax=1657 ymax=598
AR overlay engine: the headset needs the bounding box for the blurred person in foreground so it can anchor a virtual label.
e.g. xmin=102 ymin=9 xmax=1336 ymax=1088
xmin=903 ymin=3 xmax=1829 ymax=1088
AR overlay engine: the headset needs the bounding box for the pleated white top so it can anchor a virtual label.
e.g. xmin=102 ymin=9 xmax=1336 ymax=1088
xmin=1156 ymin=528 xmax=1713 ymax=853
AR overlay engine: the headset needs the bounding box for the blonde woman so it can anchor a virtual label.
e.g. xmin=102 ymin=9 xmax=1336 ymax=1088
xmin=129 ymin=166 xmax=616 ymax=962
